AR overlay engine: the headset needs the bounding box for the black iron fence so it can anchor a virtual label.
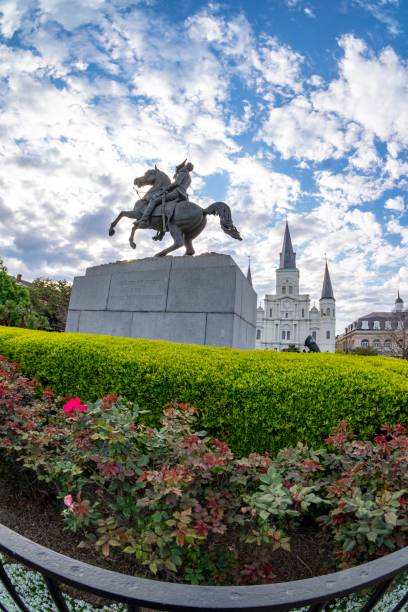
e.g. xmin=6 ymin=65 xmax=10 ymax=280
xmin=0 ymin=523 xmax=407 ymax=612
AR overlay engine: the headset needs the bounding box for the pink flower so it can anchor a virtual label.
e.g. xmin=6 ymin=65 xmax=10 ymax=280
xmin=76 ymin=403 xmax=88 ymax=412
xmin=63 ymin=398 xmax=88 ymax=413
xmin=64 ymin=494 xmax=73 ymax=507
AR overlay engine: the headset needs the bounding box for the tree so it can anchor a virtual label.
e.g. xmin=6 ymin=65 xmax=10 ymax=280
xmin=391 ymin=310 xmax=408 ymax=360
xmin=29 ymin=278 xmax=72 ymax=331
xmin=0 ymin=260 xmax=46 ymax=329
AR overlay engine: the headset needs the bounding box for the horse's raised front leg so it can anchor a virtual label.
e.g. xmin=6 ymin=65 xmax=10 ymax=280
xmin=109 ymin=210 xmax=138 ymax=236
xmin=155 ymin=222 xmax=184 ymax=257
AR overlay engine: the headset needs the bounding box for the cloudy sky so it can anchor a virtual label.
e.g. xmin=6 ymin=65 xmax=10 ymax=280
xmin=0 ymin=0 xmax=407 ymax=333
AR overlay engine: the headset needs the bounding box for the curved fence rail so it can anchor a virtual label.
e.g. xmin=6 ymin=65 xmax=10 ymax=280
xmin=0 ymin=524 xmax=407 ymax=612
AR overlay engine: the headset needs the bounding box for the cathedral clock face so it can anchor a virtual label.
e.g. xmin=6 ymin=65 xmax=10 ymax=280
xmin=284 ymin=300 xmax=290 ymax=308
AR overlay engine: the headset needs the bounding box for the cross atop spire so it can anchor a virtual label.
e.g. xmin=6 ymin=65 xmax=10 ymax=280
xmin=321 ymin=261 xmax=335 ymax=299
xmin=279 ymin=221 xmax=296 ymax=269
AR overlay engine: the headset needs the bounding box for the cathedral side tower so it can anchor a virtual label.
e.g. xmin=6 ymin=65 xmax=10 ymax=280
xmin=318 ymin=262 xmax=336 ymax=352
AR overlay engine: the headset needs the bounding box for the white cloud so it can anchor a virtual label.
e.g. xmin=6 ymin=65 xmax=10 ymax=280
xmin=347 ymin=133 xmax=382 ymax=172
xmin=259 ymin=96 xmax=361 ymax=161
xmin=385 ymin=195 xmax=405 ymax=211
xmin=351 ymin=0 xmax=401 ymax=35
xmin=186 ymin=10 xmax=253 ymax=59
xmin=387 ymin=218 xmax=408 ymax=244
xmin=258 ymin=34 xmax=408 ymax=172
xmin=304 ymin=7 xmax=315 ymax=18
xmin=227 ymin=157 xmax=300 ymax=217
xmin=251 ymin=36 xmax=304 ymax=95
xmin=313 ymin=35 xmax=408 ymax=147
xmin=383 ymin=155 xmax=408 ymax=183
xmin=187 ymin=8 xmax=304 ymax=97
xmin=315 ymin=170 xmax=392 ymax=207
xmin=38 ymin=0 xmax=106 ymax=30
xmin=0 ymin=0 xmax=31 ymax=38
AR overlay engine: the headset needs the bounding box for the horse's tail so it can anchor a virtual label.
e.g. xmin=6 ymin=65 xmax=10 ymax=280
xmin=203 ymin=202 xmax=242 ymax=241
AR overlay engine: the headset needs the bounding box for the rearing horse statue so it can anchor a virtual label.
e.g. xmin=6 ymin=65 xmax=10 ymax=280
xmin=108 ymin=166 xmax=242 ymax=257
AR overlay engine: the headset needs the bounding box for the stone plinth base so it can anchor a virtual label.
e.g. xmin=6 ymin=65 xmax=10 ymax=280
xmin=66 ymin=254 xmax=257 ymax=349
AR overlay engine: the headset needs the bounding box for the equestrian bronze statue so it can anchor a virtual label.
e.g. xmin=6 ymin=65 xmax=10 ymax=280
xmin=108 ymin=161 xmax=242 ymax=257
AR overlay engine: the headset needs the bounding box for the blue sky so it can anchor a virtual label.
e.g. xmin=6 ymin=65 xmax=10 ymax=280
xmin=0 ymin=0 xmax=407 ymax=333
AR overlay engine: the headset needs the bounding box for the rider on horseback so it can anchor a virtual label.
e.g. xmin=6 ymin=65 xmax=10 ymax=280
xmin=138 ymin=160 xmax=194 ymax=228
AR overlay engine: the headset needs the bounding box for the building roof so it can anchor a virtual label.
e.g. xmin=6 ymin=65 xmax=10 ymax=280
xmin=279 ymin=221 xmax=296 ymax=269
xmin=320 ymin=262 xmax=334 ymax=300
xmin=9 ymin=274 xmax=32 ymax=288
xmin=360 ymin=311 xmax=404 ymax=319
xmin=344 ymin=310 xmax=407 ymax=333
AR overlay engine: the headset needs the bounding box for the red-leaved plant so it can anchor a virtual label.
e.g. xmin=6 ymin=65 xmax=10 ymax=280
xmin=0 ymin=355 xmax=407 ymax=583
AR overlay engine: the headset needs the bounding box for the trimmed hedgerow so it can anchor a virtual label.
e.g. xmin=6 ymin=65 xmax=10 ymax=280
xmin=0 ymin=326 xmax=407 ymax=456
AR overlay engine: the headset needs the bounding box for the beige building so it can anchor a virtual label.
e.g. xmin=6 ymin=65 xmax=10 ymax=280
xmin=336 ymin=293 xmax=407 ymax=357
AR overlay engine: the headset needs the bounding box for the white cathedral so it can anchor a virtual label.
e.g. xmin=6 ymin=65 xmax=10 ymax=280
xmin=255 ymin=221 xmax=336 ymax=352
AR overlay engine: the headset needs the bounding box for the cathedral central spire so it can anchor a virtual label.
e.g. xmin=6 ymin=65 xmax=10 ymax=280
xmin=321 ymin=262 xmax=335 ymax=299
xmin=279 ymin=221 xmax=296 ymax=269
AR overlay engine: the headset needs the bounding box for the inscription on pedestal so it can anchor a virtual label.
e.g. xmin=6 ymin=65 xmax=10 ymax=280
xmin=107 ymin=271 xmax=169 ymax=311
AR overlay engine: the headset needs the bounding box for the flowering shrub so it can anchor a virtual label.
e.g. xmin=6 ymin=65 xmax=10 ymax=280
xmin=0 ymin=355 xmax=407 ymax=585
xmin=320 ymin=421 xmax=408 ymax=567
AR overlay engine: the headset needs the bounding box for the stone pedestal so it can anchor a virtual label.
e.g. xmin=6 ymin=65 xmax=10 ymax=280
xmin=66 ymin=254 xmax=257 ymax=349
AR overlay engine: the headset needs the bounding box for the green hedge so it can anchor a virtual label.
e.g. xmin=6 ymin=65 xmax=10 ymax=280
xmin=0 ymin=326 xmax=407 ymax=456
